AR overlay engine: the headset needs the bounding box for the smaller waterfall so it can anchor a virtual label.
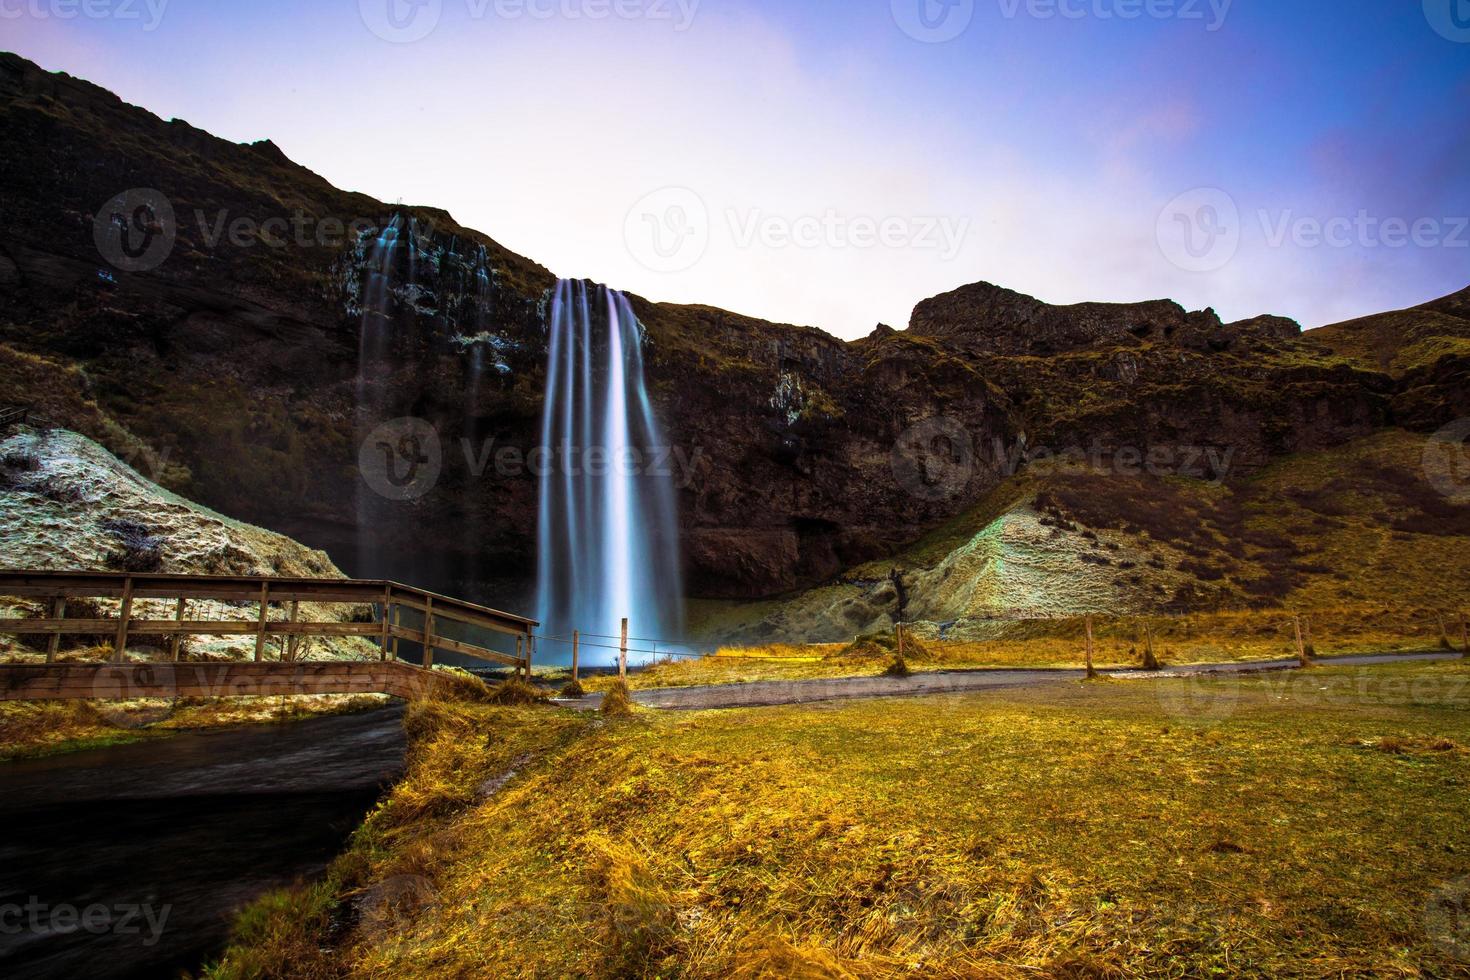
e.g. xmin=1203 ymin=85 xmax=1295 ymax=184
xmin=354 ymin=216 xmax=405 ymax=578
xmin=535 ymin=280 xmax=684 ymax=664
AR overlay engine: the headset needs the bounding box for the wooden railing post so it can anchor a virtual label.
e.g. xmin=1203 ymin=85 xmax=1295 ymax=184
xmin=572 ymin=630 xmax=580 ymax=684
xmin=113 ymin=576 xmax=134 ymax=663
xmin=380 ymin=588 xmax=392 ymax=662
xmin=619 ymin=618 xmax=628 ymax=680
xmin=422 ymin=595 xmax=435 ymax=670
xmin=46 ymin=597 xmax=63 ymax=663
xmin=254 ymin=581 xmax=270 ymax=662
xmin=516 ymin=634 xmax=526 ymax=679
xmin=896 ymin=621 xmax=906 ymax=661
xmin=286 ymin=600 xmax=300 ymax=662
xmin=170 ymin=597 xmax=186 ymax=662
xmin=1293 ymin=614 xmax=1312 ymax=667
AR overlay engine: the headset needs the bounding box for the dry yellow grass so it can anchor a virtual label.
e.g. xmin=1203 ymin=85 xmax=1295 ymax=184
xmin=569 ymin=610 xmax=1466 ymax=693
xmin=208 ymin=659 xmax=1470 ymax=978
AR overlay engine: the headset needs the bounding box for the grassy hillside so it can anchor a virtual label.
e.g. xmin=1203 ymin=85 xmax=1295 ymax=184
xmin=695 ymin=429 xmax=1470 ymax=644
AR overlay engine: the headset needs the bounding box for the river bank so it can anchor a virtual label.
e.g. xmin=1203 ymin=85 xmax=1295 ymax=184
xmin=0 ymin=703 xmax=406 ymax=979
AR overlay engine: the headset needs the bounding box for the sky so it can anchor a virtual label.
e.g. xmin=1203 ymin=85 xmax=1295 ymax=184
xmin=5 ymin=0 xmax=1469 ymax=338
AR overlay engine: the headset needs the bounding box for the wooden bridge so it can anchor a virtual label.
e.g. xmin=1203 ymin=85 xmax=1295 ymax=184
xmin=0 ymin=571 xmax=537 ymax=702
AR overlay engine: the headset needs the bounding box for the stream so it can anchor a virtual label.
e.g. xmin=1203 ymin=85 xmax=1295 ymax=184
xmin=0 ymin=705 xmax=407 ymax=979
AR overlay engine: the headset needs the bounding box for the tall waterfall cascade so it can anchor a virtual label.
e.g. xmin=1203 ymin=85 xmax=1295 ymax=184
xmin=534 ymin=280 xmax=685 ymax=664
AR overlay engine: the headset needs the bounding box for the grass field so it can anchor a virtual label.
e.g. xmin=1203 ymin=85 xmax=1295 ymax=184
xmin=208 ymin=660 xmax=1470 ymax=978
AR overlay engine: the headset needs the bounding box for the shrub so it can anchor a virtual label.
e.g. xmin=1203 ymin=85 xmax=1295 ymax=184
xmin=601 ymin=681 xmax=636 ymax=717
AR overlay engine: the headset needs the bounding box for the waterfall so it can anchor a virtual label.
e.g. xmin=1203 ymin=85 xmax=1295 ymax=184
xmin=535 ymin=280 xmax=684 ymax=664
xmin=354 ymin=215 xmax=404 ymax=579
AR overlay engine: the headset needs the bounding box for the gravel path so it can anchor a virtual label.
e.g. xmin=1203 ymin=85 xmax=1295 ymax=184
xmin=554 ymin=651 xmax=1462 ymax=712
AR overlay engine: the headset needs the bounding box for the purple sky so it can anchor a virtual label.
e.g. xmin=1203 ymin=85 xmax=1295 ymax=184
xmin=6 ymin=0 xmax=1469 ymax=337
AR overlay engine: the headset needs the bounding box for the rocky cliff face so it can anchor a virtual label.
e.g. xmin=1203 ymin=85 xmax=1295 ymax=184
xmin=2 ymin=53 xmax=1466 ymax=619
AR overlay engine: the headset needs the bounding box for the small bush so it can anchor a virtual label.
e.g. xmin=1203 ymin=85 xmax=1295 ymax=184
xmin=559 ymin=679 xmax=587 ymax=698
xmin=883 ymin=656 xmax=912 ymax=678
xmin=482 ymin=678 xmax=549 ymax=706
xmin=601 ymin=681 xmax=636 ymax=717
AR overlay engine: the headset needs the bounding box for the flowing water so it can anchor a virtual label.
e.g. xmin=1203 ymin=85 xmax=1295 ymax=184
xmin=0 ymin=708 xmax=406 ymax=979
xmin=534 ymin=280 xmax=684 ymax=664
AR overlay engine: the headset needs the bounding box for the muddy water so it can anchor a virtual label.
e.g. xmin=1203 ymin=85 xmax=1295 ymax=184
xmin=0 ymin=706 xmax=407 ymax=979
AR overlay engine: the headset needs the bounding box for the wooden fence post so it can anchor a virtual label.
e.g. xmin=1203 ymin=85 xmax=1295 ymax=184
xmin=1141 ymin=620 xmax=1160 ymax=671
xmin=1293 ymin=614 xmax=1312 ymax=667
xmin=170 ymin=597 xmax=186 ymax=662
xmin=254 ymin=581 xmax=270 ymax=662
xmin=523 ymin=633 xmax=533 ymax=679
xmin=113 ymin=576 xmax=134 ymax=663
xmin=1460 ymin=612 xmax=1469 ymax=658
xmin=422 ymin=595 xmax=435 ymax=670
xmin=896 ymin=621 xmax=906 ymax=661
xmin=391 ymin=604 xmax=401 ymax=662
xmin=46 ymin=597 xmax=63 ymax=663
xmin=1085 ymin=615 xmax=1097 ymax=680
xmin=572 ymin=630 xmax=580 ymax=683
xmin=620 ymin=618 xmax=628 ymax=680
xmin=516 ymin=634 xmax=525 ymax=679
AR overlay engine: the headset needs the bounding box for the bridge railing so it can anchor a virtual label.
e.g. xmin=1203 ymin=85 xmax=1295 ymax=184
xmin=0 ymin=570 xmax=537 ymax=675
